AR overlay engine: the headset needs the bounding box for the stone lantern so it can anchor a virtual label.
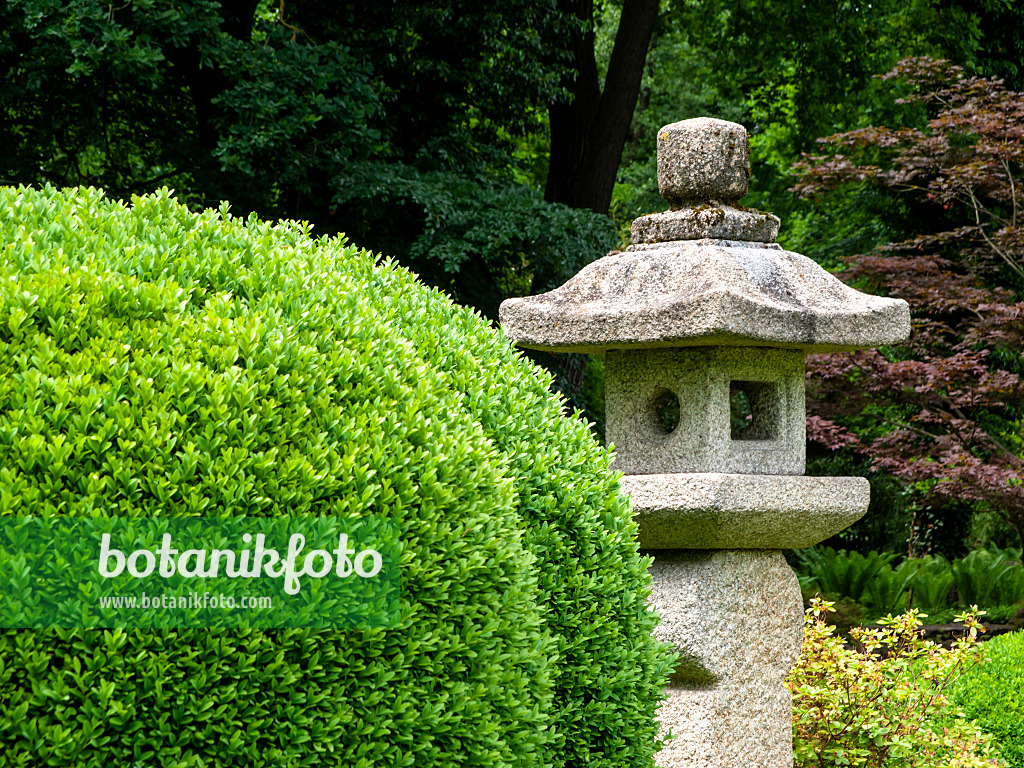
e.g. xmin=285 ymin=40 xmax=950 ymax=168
xmin=499 ymin=118 xmax=910 ymax=768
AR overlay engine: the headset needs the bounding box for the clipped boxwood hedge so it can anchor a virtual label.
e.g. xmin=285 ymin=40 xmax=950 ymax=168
xmin=950 ymin=629 xmax=1024 ymax=767
xmin=0 ymin=185 xmax=673 ymax=768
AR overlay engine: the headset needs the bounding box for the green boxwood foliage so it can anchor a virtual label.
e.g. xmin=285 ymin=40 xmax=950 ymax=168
xmin=951 ymin=629 xmax=1024 ymax=767
xmin=0 ymin=185 xmax=673 ymax=768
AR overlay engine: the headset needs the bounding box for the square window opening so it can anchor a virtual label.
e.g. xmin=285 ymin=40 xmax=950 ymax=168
xmin=730 ymin=381 xmax=780 ymax=441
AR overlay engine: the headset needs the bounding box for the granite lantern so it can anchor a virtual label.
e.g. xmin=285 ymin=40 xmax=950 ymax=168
xmin=499 ymin=117 xmax=911 ymax=768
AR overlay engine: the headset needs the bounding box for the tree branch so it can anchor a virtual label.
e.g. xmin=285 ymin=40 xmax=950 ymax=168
xmin=1002 ymin=157 xmax=1018 ymax=229
xmin=968 ymin=189 xmax=1024 ymax=281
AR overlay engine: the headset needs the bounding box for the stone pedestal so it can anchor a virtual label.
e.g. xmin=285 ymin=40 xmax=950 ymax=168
xmin=499 ymin=117 xmax=911 ymax=768
xmin=648 ymin=551 xmax=802 ymax=768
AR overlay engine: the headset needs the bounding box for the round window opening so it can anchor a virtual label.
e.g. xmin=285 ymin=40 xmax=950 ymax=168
xmin=651 ymin=389 xmax=681 ymax=435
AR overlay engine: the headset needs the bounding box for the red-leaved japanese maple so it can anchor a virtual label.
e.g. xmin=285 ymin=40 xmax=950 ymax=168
xmin=792 ymin=56 xmax=1024 ymax=550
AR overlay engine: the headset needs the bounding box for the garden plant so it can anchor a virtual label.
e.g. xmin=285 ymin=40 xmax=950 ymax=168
xmin=951 ymin=628 xmax=1024 ymax=767
xmin=795 ymin=545 xmax=1024 ymax=624
xmin=795 ymin=57 xmax=1024 ymax=552
xmin=0 ymin=184 xmax=674 ymax=767
xmin=787 ymin=599 xmax=1004 ymax=768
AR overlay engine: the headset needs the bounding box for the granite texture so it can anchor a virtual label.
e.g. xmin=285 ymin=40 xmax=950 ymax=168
xmin=658 ymin=118 xmax=749 ymax=205
xmin=606 ymin=347 xmax=805 ymax=476
xmin=647 ymin=550 xmax=803 ymax=768
xmin=632 ymin=204 xmax=780 ymax=244
xmin=621 ymin=472 xmax=869 ymax=548
xmin=495 ymin=115 xmax=897 ymax=768
xmin=498 ymin=240 xmax=911 ymax=354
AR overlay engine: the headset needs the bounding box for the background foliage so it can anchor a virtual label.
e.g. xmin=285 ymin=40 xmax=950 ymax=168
xmin=792 ymin=57 xmax=1024 ymax=553
xmin=3 ymin=0 xmax=1024 ymax=559
xmin=0 ymin=0 xmax=616 ymax=327
xmin=793 ymin=545 xmax=1024 ymax=625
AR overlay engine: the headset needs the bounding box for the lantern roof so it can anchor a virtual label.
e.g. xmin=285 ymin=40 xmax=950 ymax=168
xmin=499 ymin=118 xmax=910 ymax=354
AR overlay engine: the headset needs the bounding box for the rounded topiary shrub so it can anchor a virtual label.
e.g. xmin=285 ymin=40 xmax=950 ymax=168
xmin=951 ymin=629 xmax=1024 ymax=767
xmin=0 ymin=185 xmax=673 ymax=768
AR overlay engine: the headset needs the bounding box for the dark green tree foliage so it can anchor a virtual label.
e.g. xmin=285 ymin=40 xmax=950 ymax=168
xmin=0 ymin=186 xmax=673 ymax=767
xmin=0 ymin=0 xmax=385 ymax=216
xmin=293 ymin=0 xmax=570 ymax=171
xmin=611 ymin=0 xmax=1024 ymax=250
xmin=332 ymin=163 xmax=615 ymax=321
xmin=292 ymin=0 xmax=622 ymax=319
xmin=0 ymin=0 xmax=617 ymax=321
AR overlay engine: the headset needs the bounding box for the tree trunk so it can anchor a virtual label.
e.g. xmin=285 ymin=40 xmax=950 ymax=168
xmin=545 ymin=0 xmax=659 ymax=214
xmin=162 ymin=0 xmax=260 ymax=154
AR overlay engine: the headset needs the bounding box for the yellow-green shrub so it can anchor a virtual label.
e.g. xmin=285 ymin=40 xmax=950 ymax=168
xmin=787 ymin=599 xmax=1003 ymax=768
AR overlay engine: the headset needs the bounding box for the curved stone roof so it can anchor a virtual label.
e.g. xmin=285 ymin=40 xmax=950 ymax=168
xmin=499 ymin=238 xmax=910 ymax=354
xmin=500 ymin=117 xmax=911 ymax=354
